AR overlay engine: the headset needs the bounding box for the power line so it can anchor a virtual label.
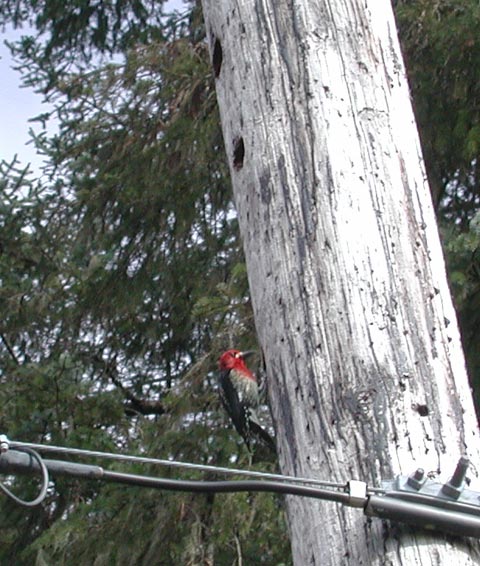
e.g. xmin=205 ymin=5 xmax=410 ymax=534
xmin=2 ymin=436 xmax=480 ymax=538
xmin=9 ymin=438 xmax=365 ymax=492
xmin=0 ymin=444 xmax=352 ymax=504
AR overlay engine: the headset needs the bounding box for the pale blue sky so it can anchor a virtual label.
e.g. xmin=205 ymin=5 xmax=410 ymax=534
xmin=0 ymin=27 xmax=48 ymax=174
xmin=0 ymin=0 xmax=186 ymax=176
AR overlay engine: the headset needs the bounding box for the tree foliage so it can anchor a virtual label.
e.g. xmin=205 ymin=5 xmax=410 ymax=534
xmin=0 ymin=0 xmax=478 ymax=563
xmin=0 ymin=1 xmax=289 ymax=564
xmin=396 ymin=0 xmax=480 ymax=222
xmin=0 ymin=0 xmax=167 ymax=59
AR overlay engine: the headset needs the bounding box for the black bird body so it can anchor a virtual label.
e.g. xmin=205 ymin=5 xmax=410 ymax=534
xmin=218 ymin=349 xmax=275 ymax=451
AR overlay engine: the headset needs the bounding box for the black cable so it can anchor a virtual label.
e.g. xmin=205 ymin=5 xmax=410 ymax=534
xmin=2 ymin=448 xmax=480 ymax=538
xmin=0 ymin=449 xmax=350 ymax=504
xmin=10 ymin=440 xmax=354 ymax=491
xmin=101 ymin=468 xmax=352 ymax=503
xmin=0 ymin=448 xmax=49 ymax=507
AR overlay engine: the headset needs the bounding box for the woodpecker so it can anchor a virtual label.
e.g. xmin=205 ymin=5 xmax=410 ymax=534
xmin=218 ymin=349 xmax=275 ymax=451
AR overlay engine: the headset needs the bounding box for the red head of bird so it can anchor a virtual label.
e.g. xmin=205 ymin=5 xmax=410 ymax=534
xmin=218 ymin=349 xmax=256 ymax=380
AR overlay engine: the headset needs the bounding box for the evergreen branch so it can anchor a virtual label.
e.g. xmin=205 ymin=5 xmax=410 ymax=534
xmin=102 ymin=359 xmax=165 ymax=416
xmin=0 ymin=334 xmax=20 ymax=365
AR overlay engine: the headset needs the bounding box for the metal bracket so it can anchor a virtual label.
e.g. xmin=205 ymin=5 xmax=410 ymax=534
xmin=381 ymin=456 xmax=479 ymax=514
xmin=366 ymin=457 xmax=480 ymax=537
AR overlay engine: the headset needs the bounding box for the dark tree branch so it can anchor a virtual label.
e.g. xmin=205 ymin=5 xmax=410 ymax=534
xmin=99 ymin=357 xmax=165 ymax=417
xmin=0 ymin=333 xmax=20 ymax=365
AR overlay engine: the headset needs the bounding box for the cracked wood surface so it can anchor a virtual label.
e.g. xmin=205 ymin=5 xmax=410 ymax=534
xmin=201 ymin=0 xmax=480 ymax=563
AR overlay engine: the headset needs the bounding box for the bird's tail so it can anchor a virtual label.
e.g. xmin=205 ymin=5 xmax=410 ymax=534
xmin=249 ymin=420 xmax=276 ymax=452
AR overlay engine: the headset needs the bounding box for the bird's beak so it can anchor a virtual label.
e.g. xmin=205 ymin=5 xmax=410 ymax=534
xmin=240 ymin=350 xmax=256 ymax=359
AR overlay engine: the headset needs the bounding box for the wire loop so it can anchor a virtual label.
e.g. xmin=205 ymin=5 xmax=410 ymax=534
xmin=0 ymin=447 xmax=49 ymax=507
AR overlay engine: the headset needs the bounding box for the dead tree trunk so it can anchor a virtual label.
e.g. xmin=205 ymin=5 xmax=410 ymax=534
xmin=201 ymin=0 xmax=480 ymax=563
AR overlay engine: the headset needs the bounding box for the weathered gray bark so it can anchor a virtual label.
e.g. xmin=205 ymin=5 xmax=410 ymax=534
xmin=201 ymin=0 xmax=480 ymax=563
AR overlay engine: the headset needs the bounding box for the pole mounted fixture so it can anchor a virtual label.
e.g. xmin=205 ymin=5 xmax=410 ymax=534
xmin=0 ymin=437 xmax=479 ymax=538
xmin=366 ymin=457 xmax=480 ymax=538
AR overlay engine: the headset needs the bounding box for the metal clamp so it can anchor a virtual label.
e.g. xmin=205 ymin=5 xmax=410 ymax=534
xmin=347 ymin=480 xmax=368 ymax=508
xmin=0 ymin=435 xmax=10 ymax=454
xmin=367 ymin=457 xmax=480 ymax=538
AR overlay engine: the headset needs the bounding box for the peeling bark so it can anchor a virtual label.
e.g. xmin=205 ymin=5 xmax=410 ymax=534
xmin=201 ymin=0 xmax=480 ymax=563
